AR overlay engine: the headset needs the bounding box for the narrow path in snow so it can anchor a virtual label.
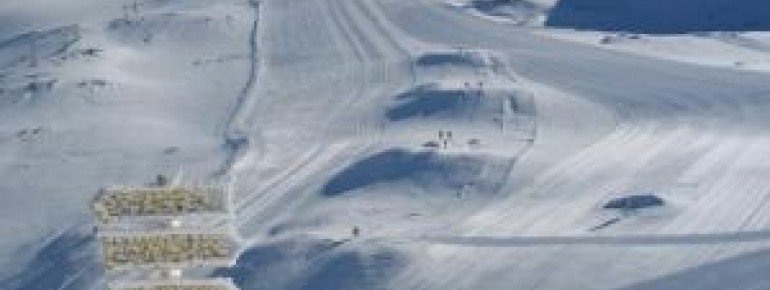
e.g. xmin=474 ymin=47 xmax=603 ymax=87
xmin=351 ymin=229 xmax=770 ymax=247
xmin=215 ymin=0 xmax=262 ymax=177
xmin=418 ymin=229 xmax=770 ymax=246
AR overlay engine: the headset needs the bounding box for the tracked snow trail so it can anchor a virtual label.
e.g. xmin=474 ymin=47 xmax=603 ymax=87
xmin=357 ymin=228 xmax=770 ymax=246
xmin=223 ymin=0 xmax=261 ymax=134
xmin=216 ymin=0 xmax=261 ymax=177
xmin=228 ymin=0 xmax=415 ymax=241
xmin=421 ymin=229 xmax=770 ymax=246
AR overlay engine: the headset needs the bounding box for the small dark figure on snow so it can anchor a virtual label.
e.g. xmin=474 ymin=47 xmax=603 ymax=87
xmin=352 ymin=226 xmax=360 ymax=237
xmin=155 ymin=174 xmax=168 ymax=187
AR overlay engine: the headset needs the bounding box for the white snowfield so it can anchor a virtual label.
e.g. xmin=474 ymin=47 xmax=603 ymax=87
xmin=537 ymin=30 xmax=770 ymax=72
xmin=2 ymin=0 xmax=770 ymax=289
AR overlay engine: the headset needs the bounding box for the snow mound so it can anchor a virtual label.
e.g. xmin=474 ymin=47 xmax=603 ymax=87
xmin=413 ymin=49 xmax=508 ymax=82
xmin=387 ymin=84 xmax=529 ymax=123
xmin=387 ymin=85 xmax=472 ymax=121
xmin=322 ymin=149 xmax=487 ymax=197
xmin=447 ymin=0 xmax=554 ymax=26
xmin=216 ymin=239 xmax=407 ymax=290
xmin=385 ymin=48 xmax=535 ymax=155
xmin=471 ymin=0 xmax=543 ymax=24
xmin=415 ymin=50 xmax=488 ymax=70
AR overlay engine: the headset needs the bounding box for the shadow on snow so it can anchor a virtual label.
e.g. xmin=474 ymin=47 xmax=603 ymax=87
xmin=0 ymin=227 xmax=101 ymax=290
xmin=623 ymin=247 xmax=770 ymax=290
xmin=387 ymin=86 xmax=481 ymax=121
xmin=214 ymin=239 xmax=405 ymax=290
xmin=321 ymin=149 xmax=482 ymax=197
xmin=546 ymin=0 xmax=770 ymax=33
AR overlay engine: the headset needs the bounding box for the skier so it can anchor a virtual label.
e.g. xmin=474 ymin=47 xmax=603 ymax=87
xmin=155 ymin=174 xmax=168 ymax=187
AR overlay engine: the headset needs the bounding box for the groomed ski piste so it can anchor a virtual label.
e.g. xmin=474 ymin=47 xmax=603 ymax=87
xmin=3 ymin=0 xmax=770 ymax=289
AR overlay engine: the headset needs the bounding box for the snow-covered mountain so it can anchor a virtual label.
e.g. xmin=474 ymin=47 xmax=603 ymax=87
xmin=3 ymin=0 xmax=770 ymax=289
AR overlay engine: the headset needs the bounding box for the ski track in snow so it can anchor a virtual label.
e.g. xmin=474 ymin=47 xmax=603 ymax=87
xmin=420 ymin=230 xmax=770 ymax=246
xmin=216 ymin=0 xmax=261 ymax=178
xmin=223 ymin=0 xmax=418 ymax=243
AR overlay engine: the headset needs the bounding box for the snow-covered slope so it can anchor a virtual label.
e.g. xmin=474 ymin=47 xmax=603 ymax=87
xmin=3 ymin=0 xmax=770 ymax=289
xmin=1 ymin=0 xmax=255 ymax=288
xmin=536 ymin=30 xmax=770 ymax=72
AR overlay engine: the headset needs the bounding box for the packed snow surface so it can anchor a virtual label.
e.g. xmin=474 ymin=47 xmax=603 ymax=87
xmin=3 ymin=0 xmax=770 ymax=289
